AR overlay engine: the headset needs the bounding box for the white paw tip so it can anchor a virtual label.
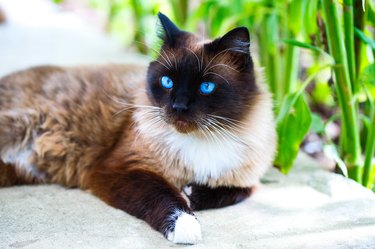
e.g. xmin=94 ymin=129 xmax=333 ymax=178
xmin=167 ymin=212 xmax=202 ymax=244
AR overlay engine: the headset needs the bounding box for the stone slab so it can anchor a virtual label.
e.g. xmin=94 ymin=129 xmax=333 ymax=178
xmin=1 ymin=154 xmax=375 ymax=249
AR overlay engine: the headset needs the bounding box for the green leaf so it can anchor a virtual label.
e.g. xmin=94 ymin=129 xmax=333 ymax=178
xmin=303 ymin=0 xmax=319 ymax=35
xmin=288 ymin=0 xmax=306 ymax=35
xmin=282 ymin=39 xmax=330 ymax=56
xmin=354 ymin=28 xmax=375 ymax=51
xmin=282 ymin=40 xmax=334 ymax=63
xmin=274 ymin=93 xmax=312 ymax=174
xmin=358 ymin=63 xmax=375 ymax=87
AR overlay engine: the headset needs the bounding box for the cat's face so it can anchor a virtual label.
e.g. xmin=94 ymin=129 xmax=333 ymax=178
xmin=146 ymin=13 xmax=258 ymax=134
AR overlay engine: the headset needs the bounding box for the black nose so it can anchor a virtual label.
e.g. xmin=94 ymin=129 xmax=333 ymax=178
xmin=172 ymin=96 xmax=189 ymax=113
xmin=172 ymin=102 xmax=188 ymax=113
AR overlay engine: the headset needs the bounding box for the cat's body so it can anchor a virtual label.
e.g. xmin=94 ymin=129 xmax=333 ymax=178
xmin=0 ymin=13 xmax=276 ymax=244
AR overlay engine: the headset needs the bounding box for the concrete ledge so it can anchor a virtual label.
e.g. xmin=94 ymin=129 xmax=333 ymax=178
xmin=1 ymin=154 xmax=375 ymax=249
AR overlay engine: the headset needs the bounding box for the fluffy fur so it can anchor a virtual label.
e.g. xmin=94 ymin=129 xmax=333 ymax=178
xmin=0 ymin=13 xmax=276 ymax=244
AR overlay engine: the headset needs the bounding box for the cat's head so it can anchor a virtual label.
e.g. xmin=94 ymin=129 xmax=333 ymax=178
xmin=146 ymin=13 xmax=258 ymax=134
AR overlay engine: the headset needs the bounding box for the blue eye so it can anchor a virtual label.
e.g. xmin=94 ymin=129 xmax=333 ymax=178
xmin=160 ymin=76 xmax=173 ymax=89
xmin=199 ymin=82 xmax=216 ymax=95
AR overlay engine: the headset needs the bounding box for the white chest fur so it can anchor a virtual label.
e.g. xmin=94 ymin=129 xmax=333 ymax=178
xmin=134 ymin=109 xmax=255 ymax=184
xmin=163 ymin=131 xmax=247 ymax=183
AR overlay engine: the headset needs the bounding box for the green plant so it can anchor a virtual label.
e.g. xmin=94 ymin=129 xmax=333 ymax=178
xmin=275 ymin=0 xmax=375 ymax=188
xmin=322 ymin=0 xmax=375 ymax=187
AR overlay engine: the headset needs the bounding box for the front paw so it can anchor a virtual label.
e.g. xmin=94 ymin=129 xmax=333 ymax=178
xmin=166 ymin=211 xmax=202 ymax=245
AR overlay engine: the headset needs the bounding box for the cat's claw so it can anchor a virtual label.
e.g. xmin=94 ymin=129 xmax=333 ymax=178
xmin=167 ymin=212 xmax=202 ymax=244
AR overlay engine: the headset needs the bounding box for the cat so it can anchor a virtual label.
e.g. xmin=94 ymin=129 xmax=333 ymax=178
xmin=0 ymin=13 xmax=276 ymax=244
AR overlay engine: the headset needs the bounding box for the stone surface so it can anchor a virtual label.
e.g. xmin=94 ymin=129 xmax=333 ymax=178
xmin=0 ymin=1 xmax=375 ymax=248
xmin=1 ymin=153 xmax=375 ymax=249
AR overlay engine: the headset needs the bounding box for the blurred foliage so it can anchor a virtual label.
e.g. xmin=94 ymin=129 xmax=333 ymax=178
xmin=55 ymin=0 xmax=375 ymax=189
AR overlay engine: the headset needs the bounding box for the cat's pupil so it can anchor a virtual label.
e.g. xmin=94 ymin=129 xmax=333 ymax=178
xmin=200 ymin=82 xmax=216 ymax=95
xmin=160 ymin=76 xmax=173 ymax=89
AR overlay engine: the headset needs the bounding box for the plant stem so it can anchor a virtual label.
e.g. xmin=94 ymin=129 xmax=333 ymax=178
xmin=363 ymin=97 xmax=375 ymax=188
xmin=343 ymin=0 xmax=357 ymax=93
xmin=264 ymin=7 xmax=281 ymax=102
xmin=170 ymin=0 xmax=188 ymax=28
xmin=131 ymin=0 xmax=148 ymax=54
xmin=283 ymin=40 xmax=299 ymax=94
xmin=321 ymin=0 xmax=362 ymax=182
xmin=354 ymin=0 xmax=366 ymax=76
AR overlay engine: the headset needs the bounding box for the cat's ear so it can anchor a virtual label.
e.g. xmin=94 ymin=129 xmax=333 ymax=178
xmin=157 ymin=12 xmax=182 ymax=47
xmin=207 ymin=27 xmax=252 ymax=71
xmin=211 ymin=27 xmax=250 ymax=54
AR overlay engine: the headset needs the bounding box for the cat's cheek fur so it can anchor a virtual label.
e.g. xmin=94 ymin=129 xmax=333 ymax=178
xmin=166 ymin=211 xmax=202 ymax=244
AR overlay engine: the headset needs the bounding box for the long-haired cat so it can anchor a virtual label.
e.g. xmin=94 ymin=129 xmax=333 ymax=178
xmin=0 ymin=13 xmax=276 ymax=244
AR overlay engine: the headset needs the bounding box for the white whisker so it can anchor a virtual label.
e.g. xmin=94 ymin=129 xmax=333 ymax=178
xmin=203 ymin=118 xmax=231 ymax=143
xmin=203 ymin=72 xmax=230 ymax=85
xmin=197 ymin=121 xmax=216 ymax=143
xmin=161 ymin=48 xmax=173 ymax=68
xmin=203 ymin=63 xmax=239 ymax=74
xmin=204 ymin=117 xmax=249 ymax=146
xmin=156 ymin=60 xmax=172 ymax=70
xmin=168 ymin=51 xmax=178 ymax=70
xmin=131 ymin=109 xmax=166 ymax=149
xmin=134 ymin=40 xmax=172 ymax=69
xmin=112 ymin=107 xmax=133 ymax=117
xmin=203 ymin=48 xmax=232 ymax=73
xmin=112 ymin=103 xmax=161 ymax=118
xmin=207 ymin=114 xmax=248 ymax=128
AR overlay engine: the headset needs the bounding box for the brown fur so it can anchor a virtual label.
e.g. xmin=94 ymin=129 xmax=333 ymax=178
xmin=0 ymin=65 xmax=140 ymax=187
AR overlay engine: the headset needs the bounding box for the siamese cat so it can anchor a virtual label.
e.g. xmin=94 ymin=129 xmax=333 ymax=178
xmin=0 ymin=13 xmax=276 ymax=244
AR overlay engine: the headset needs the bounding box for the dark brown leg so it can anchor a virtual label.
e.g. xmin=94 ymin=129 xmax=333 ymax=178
xmin=182 ymin=184 xmax=253 ymax=211
xmin=0 ymin=162 xmax=21 ymax=187
xmin=86 ymin=167 xmax=202 ymax=244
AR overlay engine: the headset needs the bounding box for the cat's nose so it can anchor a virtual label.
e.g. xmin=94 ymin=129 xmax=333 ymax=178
xmin=172 ymin=102 xmax=188 ymax=113
xmin=172 ymin=96 xmax=189 ymax=113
